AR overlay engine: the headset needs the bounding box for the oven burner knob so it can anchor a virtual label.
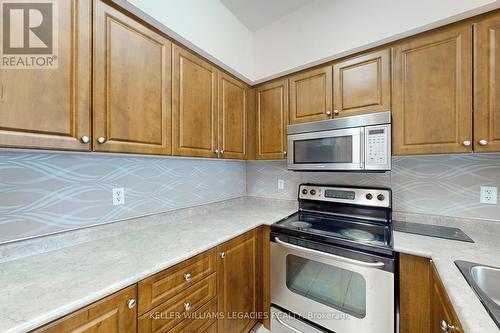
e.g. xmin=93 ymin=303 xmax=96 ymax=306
xmin=310 ymin=189 xmax=316 ymax=195
xmin=377 ymin=194 xmax=385 ymax=201
xmin=365 ymin=193 xmax=373 ymax=200
xmin=301 ymin=189 xmax=308 ymax=195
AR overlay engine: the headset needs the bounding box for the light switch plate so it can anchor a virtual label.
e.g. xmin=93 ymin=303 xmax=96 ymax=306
xmin=113 ymin=188 xmax=125 ymax=205
xmin=277 ymin=179 xmax=285 ymax=190
xmin=480 ymin=186 xmax=497 ymax=205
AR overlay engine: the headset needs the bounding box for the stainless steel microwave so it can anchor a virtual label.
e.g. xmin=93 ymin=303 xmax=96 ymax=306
xmin=287 ymin=112 xmax=391 ymax=171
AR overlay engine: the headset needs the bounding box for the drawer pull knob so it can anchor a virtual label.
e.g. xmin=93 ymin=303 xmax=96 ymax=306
xmin=334 ymin=110 xmax=339 ymax=115
xmin=479 ymin=139 xmax=488 ymax=146
xmin=326 ymin=110 xmax=332 ymax=116
xmin=462 ymin=140 xmax=471 ymax=147
xmin=127 ymin=299 xmax=136 ymax=309
xmin=97 ymin=137 xmax=106 ymax=144
xmin=219 ymin=252 xmax=225 ymax=259
xmin=80 ymin=135 xmax=90 ymax=144
xmin=440 ymin=319 xmax=456 ymax=332
xmin=184 ymin=302 xmax=191 ymax=311
xmin=184 ymin=273 xmax=192 ymax=281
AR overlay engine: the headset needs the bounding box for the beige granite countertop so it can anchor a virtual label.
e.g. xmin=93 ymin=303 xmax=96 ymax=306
xmin=1 ymin=197 xmax=499 ymax=333
xmin=0 ymin=197 xmax=296 ymax=333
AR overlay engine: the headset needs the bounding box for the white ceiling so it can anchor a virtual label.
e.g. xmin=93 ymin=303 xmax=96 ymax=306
xmin=220 ymin=0 xmax=314 ymax=31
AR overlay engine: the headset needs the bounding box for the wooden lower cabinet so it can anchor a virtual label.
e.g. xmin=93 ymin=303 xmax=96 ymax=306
xmin=399 ymin=254 xmax=463 ymax=333
xmin=431 ymin=264 xmax=463 ymax=333
xmin=34 ymin=285 xmax=137 ymax=333
xmin=217 ymin=229 xmax=259 ymax=333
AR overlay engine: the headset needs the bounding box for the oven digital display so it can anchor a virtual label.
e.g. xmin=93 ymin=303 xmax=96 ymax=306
xmin=324 ymin=190 xmax=355 ymax=200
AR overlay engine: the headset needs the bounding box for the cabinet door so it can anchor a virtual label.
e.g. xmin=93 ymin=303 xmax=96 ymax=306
xmin=218 ymin=72 xmax=247 ymax=159
xmin=93 ymin=0 xmax=172 ymax=155
xmin=474 ymin=13 xmax=500 ymax=152
xmin=392 ymin=24 xmax=473 ymax=155
xmin=255 ymin=80 xmax=288 ymax=160
xmin=431 ymin=265 xmax=463 ymax=333
xmin=333 ymin=49 xmax=390 ymax=117
xmin=173 ymin=46 xmax=218 ymax=158
xmin=289 ymin=65 xmax=333 ymax=124
xmin=399 ymin=254 xmax=431 ymax=333
xmin=0 ymin=0 xmax=91 ymax=150
xmin=218 ymin=229 xmax=258 ymax=333
xmin=34 ymin=285 xmax=137 ymax=333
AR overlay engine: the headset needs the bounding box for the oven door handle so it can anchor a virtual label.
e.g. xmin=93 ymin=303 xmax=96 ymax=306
xmin=275 ymin=313 xmax=304 ymax=333
xmin=275 ymin=237 xmax=385 ymax=269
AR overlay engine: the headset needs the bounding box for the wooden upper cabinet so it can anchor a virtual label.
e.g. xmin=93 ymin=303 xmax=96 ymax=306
xmin=474 ymin=13 xmax=500 ymax=153
xmin=392 ymin=23 xmax=473 ymax=155
xmin=255 ymin=79 xmax=289 ymax=160
xmin=333 ymin=49 xmax=391 ymax=117
xmin=218 ymin=72 xmax=247 ymax=159
xmin=289 ymin=65 xmax=333 ymax=124
xmin=34 ymin=285 xmax=137 ymax=333
xmin=93 ymin=0 xmax=172 ymax=155
xmin=173 ymin=46 xmax=218 ymax=158
xmin=218 ymin=229 xmax=258 ymax=333
xmin=0 ymin=0 xmax=91 ymax=151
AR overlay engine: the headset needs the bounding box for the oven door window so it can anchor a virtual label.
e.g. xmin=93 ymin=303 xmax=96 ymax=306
xmin=286 ymin=254 xmax=366 ymax=318
xmin=293 ymin=136 xmax=353 ymax=164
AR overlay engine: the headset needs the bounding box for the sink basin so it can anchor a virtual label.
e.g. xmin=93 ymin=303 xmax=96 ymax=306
xmin=471 ymin=266 xmax=500 ymax=306
xmin=456 ymin=260 xmax=500 ymax=328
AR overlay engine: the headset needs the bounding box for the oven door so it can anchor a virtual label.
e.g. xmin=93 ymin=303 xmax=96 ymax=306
xmin=287 ymin=127 xmax=364 ymax=171
xmin=271 ymin=237 xmax=394 ymax=333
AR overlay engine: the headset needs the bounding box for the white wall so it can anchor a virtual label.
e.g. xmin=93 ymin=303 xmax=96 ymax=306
xmin=252 ymin=0 xmax=500 ymax=82
xmin=128 ymin=0 xmax=254 ymax=81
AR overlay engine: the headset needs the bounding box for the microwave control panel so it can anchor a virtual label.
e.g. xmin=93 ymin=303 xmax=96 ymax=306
xmin=365 ymin=124 xmax=391 ymax=169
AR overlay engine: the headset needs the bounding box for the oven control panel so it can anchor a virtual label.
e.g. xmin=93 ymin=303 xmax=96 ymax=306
xmin=299 ymin=184 xmax=391 ymax=208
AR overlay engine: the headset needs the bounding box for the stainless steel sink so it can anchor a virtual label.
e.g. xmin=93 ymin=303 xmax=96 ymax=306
xmin=456 ymin=260 xmax=500 ymax=328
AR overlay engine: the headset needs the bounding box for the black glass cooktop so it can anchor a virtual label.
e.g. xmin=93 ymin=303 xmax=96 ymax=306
xmin=273 ymin=211 xmax=392 ymax=248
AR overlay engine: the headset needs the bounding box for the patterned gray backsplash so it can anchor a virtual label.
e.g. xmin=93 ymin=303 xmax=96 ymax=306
xmin=0 ymin=151 xmax=246 ymax=243
xmin=247 ymin=154 xmax=500 ymax=221
xmin=2 ymin=151 xmax=500 ymax=244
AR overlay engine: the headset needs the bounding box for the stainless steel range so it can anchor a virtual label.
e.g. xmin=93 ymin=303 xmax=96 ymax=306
xmin=270 ymin=184 xmax=397 ymax=333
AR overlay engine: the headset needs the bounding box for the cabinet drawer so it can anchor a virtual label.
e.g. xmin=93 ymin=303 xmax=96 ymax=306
xmin=139 ymin=273 xmax=217 ymax=333
xmin=169 ymin=297 xmax=217 ymax=333
xmin=139 ymin=248 xmax=216 ymax=314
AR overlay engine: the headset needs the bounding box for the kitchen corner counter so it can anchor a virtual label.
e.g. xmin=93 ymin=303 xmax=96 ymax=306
xmin=394 ymin=225 xmax=500 ymax=333
xmin=0 ymin=197 xmax=297 ymax=333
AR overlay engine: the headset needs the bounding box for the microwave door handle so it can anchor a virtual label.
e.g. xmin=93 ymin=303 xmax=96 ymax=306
xmin=275 ymin=237 xmax=385 ymax=269
xmin=275 ymin=313 xmax=304 ymax=333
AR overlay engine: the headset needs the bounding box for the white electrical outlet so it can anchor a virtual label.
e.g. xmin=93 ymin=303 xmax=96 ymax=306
xmin=277 ymin=179 xmax=285 ymax=190
xmin=480 ymin=186 xmax=497 ymax=205
xmin=113 ymin=188 xmax=125 ymax=205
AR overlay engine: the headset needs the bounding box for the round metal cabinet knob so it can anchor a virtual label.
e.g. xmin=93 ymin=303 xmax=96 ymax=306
xmin=220 ymin=149 xmax=224 ymax=154
xmin=127 ymin=299 xmax=136 ymax=309
xmin=184 ymin=302 xmax=191 ymax=311
xmin=462 ymin=140 xmax=471 ymax=147
xmin=326 ymin=110 xmax=332 ymax=116
xmin=479 ymin=139 xmax=488 ymax=146
xmin=333 ymin=110 xmax=340 ymax=115
xmin=80 ymin=135 xmax=90 ymax=144
xmin=184 ymin=273 xmax=192 ymax=281
xmin=283 ymin=151 xmax=287 ymax=155
xmin=97 ymin=137 xmax=106 ymax=144
xmin=440 ymin=320 xmax=456 ymax=332
xmin=219 ymin=252 xmax=225 ymax=259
